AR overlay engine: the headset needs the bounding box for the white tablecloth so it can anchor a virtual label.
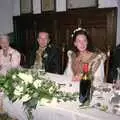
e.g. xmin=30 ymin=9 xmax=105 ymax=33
xmin=32 ymin=105 xmax=120 ymax=120
xmin=3 ymin=73 xmax=120 ymax=120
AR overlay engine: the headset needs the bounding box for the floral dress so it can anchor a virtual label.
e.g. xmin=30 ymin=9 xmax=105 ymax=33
xmin=0 ymin=47 xmax=21 ymax=75
xmin=71 ymin=51 xmax=106 ymax=86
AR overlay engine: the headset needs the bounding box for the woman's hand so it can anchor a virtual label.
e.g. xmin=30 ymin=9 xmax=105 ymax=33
xmin=0 ymin=65 xmax=2 ymax=70
xmin=72 ymin=74 xmax=82 ymax=81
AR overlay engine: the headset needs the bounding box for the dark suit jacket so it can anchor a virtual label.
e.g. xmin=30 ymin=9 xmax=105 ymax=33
xmin=26 ymin=43 xmax=61 ymax=74
xmin=108 ymin=45 xmax=120 ymax=82
xmin=42 ymin=44 xmax=61 ymax=73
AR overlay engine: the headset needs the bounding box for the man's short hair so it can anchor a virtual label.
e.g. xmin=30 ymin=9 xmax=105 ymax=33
xmin=37 ymin=29 xmax=50 ymax=39
xmin=0 ymin=34 xmax=9 ymax=41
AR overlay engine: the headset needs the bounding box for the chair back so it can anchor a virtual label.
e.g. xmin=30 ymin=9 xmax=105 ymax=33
xmin=20 ymin=53 xmax=26 ymax=66
xmin=104 ymin=48 xmax=111 ymax=82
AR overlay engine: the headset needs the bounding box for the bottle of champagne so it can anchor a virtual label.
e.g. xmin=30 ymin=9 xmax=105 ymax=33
xmin=79 ymin=63 xmax=91 ymax=105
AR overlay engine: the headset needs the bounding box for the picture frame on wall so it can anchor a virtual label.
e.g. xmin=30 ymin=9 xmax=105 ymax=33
xmin=41 ymin=0 xmax=55 ymax=12
xmin=56 ymin=0 xmax=67 ymax=12
xmin=67 ymin=0 xmax=98 ymax=9
xmin=33 ymin=0 xmax=41 ymax=14
xmin=20 ymin=0 xmax=32 ymax=14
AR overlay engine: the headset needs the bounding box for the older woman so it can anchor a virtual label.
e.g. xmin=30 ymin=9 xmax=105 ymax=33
xmin=0 ymin=34 xmax=21 ymax=75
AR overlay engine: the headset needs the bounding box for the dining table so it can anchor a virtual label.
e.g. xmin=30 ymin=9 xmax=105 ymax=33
xmin=1 ymin=72 xmax=120 ymax=120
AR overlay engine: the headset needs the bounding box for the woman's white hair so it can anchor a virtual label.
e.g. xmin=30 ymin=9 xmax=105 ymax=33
xmin=0 ymin=34 xmax=9 ymax=41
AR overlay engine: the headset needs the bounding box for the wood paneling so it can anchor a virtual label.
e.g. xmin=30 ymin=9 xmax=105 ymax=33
xmin=13 ymin=8 xmax=117 ymax=71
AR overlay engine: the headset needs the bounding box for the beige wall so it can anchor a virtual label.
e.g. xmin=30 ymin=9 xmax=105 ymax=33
xmin=0 ymin=0 xmax=13 ymax=34
xmin=116 ymin=0 xmax=120 ymax=45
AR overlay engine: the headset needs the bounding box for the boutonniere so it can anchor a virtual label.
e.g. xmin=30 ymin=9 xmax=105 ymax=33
xmin=48 ymin=44 xmax=51 ymax=48
xmin=43 ymin=53 xmax=48 ymax=58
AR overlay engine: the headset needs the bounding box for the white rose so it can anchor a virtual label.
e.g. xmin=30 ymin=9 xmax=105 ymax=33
xmin=18 ymin=73 xmax=33 ymax=84
xmin=12 ymin=75 xmax=17 ymax=79
xmin=25 ymin=74 xmax=33 ymax=84
xmin=18 ymin=73 xmax=26 ymax=80
xmin=33 ymin=80 xmax=42 ymax=88
xmin=14 ymin=89 xmax=22 ymax=96
xmin=16 ymin=86 xmax=24 ymax=92
xmin=49 ymin=87 xmax=54 ymax=94
xmin=21 ymin=94 xmax=31 ymax=102
xmin=14 ymin=86 xmax=24 ymax=96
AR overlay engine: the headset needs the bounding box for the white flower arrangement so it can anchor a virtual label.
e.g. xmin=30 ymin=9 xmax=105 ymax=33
xmin=0 ymin=69 xmax=78 ymax=119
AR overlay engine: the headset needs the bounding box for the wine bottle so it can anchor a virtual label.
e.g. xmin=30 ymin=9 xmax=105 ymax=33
xmin=79 ymin=63 xmax=91 ymax=105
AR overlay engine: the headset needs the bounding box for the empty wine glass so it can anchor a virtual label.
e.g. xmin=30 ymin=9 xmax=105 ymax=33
xmin=112 ymin=80 xmax=120 ymax=92
xmin=40 ymin=63 xmax=45 ymax=75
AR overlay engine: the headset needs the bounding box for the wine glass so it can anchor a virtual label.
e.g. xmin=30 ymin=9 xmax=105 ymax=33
xmin=39 ymin=63 xmax=45 ymax=75
xmin=112 ymin=80 xmax=116 ymax=90
xmin=111 ymin=80 xmax=120 ymax=114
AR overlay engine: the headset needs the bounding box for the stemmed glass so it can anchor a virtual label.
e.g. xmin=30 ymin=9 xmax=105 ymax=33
xmin=40 ymin=63 xmax=45 ymax=75
xmin=111 ymin=80 xmax=120 ymax=114
xmin=112 ymin=80 xmax=120 ymax=92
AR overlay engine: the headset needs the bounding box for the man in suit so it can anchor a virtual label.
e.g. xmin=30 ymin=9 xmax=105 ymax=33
xmin=108 ymin=44 xmax=120 ymax=82
xmin=30 ymin=30 xmax=61 ymax=74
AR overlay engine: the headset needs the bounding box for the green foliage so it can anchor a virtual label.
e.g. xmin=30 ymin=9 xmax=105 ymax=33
xmin=0 ymin=68 xmax=78 ymax=119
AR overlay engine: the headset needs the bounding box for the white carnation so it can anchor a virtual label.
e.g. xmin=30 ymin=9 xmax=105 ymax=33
xmin=14 ymin=86 xmax=24 ymax=96
xmin=25 ymin=74 xmax=33 ymax=84
xmin=18 ymin=73 xmax=33 ymax=84
xmin=21 ymin=94 xmax=31 ymax=102
xmin=18 ymin=73 xmax=26 ymax=79
xmin=33 ymin=80 xmax=42 ymax=88
xmin=16 ymin=86 xmax=24 ymax=92
xmin=12 ymin=75 xmax=17 ymax=79
xmin=14 ymin=89 xmax=22 ymax=96
xmin=49 ymin=86 xmax=54 ymax=94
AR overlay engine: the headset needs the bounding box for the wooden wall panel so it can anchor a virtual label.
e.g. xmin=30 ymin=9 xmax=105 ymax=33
xmin=13 ymin=8 xmax=117 ymax=70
